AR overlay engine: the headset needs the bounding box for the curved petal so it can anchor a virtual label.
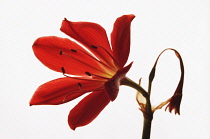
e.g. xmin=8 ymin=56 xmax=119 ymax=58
xmin=33 ymin=36 xmax=113 ymax=76
xmin=111 ymin=14 xmax=135 ymax=68
xmin=165 ymin=50 xmax=184 ymax=115
xmin=60 ymin=19 xmax=116 ymax=68
xmin=30 ymin=77 xmax=104 ymax=105
xmin=68 ymin=90 xmax=110 ymax=130
xmin=149 ymin=48 xmax=185 ymax=115
xmin=104 ymin=62 xmax=133 ymax=101
xmin=165 ymin=94 xmax=182 ymax=115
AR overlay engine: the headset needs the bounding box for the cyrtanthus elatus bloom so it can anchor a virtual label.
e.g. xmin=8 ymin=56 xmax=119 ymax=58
xmin=30 ymin=14 xmax=135 ymax=130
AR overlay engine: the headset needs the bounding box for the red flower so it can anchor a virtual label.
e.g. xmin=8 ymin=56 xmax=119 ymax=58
xmin=30 ymin=14 xmax=135 ymax=130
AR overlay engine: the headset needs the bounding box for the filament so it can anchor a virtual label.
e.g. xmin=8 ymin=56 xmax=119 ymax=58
xmin=59 ymin=50 xmax=113 ymax=77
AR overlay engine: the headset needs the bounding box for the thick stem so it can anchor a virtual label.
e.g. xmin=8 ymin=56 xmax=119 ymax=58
xmin=141 ymin=76 xmax=153 ymax=139
xmin=121 ymin=77 xmax=153 ymax=139
xmin=142 ymin=118 xmax=152 ymax=139
xmin=142 ymin=98 xmax=153 ymax=139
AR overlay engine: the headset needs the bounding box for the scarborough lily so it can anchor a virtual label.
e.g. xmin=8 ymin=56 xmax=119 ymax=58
xmin=30 ymin=14 xmax=136 ymax=130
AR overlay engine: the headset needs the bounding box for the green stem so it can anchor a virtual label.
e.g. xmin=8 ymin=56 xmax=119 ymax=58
xmin=142 ymin=118 xmax=152 ymax=139
xmin=121 ymin=77 xmax=149 ymax=99
xmin=121 ymin=77 xmax=153 ymax=139
xmin=141 ymin=76 xmax=153 ymax=139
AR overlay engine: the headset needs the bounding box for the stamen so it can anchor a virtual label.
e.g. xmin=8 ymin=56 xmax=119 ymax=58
xmin=91 ymin=45 xmax=98 ymax=49
xmin=85 ymin=71 xmax=109 ymax=80
xmin=62 ymin=86 xmax=104 ymax=103
xmin=60 ymin=51 xmax=113 ymax=77
xmin=60 ymin=67 xmax=106 ymax=82
xmin=77 ymin=82 xmax=83 ymax=91
xmin=73 ymin=48 xmax=117 ymax=73
xmin=90 ymin=73 xmax=110 ymax=80
xmin=85 ymin=71 xmax=92 ymax=76
xmin=91 ymin=45 xmax=119 ymax=68
xmin=71 ymin=49 xmax=77 ymax=52
xmin=78 ymin=83 xmax=82 ymax=87
xmin=61 ymin=67 xmax=73 ymax=78
xmin=61 ymin=67 xmax=65 ymax=74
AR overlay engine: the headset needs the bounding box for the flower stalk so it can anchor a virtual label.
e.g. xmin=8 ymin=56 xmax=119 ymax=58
xmin=141 ymin=76 xmax=153 ymax=139
xmin=121 ymin=77 xmax=153 ymax=139
xmin=121 ymin=77 xmax=148 ymax=99
xmin=142 ymin=118 xmax=152 ymax=139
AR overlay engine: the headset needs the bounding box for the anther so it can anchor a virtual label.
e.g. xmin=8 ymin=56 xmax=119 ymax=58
xmin=92 ymin=45 xmax=119 ymax=68
xmin=58 ymin=45 xmax=114 ymax=77
xmin=85 ymin=71 xmax=109 ymax=80
xmin=61 ymin=67 xmax=65 ymax=74
xmin=59 ymin=51 xmax=63 ymax=55
xmin=71 ymin=49 xmax=77 ymax=52
xmin=78 ymin=83 xmax=82 ymax=87
xmin=91 ymin=45 xmax=98 ymax=49
xmin=85 ymin=71 xmax=92 ymax=76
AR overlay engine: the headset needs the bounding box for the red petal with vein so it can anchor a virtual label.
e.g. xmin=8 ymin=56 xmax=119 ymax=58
xmin=111 ymin=14 xmax=135 ymax=68
xmin=104 ymin=62 xmax=133 ymax=101
xmin=33 ymin=36 xmax=110 ymax=76
xmin=30 ymin=77 xmax=104 ymax=105
xmin=68 ymin=90 xmax=110 ymax=130
xmin=60 ymin=19 xmax=116 ymax=68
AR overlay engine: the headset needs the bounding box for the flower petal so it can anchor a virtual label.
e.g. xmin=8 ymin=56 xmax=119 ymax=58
xmin=111 ymin=14 xmax=135 ymax=68
xmin=33 ymin=36 xmax=113 ymax=76
xmin=165 ymin=93 xmax=182 ymax=115
xmin=30 ymin=77 xmax=104 ymax=105
xmin=104 ymin=62 xmax=133 ymax=101
xmin=60 ymin=19 xmax=116 ymax=68
xmin=68 ymin=90 xmax=110 ymax=130
xmin=165 ymin=50 xmax=184 ymax=115
xmin=149 ymin=48 xmax=184 ymax=115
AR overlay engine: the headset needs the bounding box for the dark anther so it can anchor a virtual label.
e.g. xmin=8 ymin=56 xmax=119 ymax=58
xmin=64 ymin=18 xmax=67 ymax=21
xmin=70 ymin=49 xmax=77 ymax=52
xmin=85 ymin=71 xmax=92 ymax=76
xmin=59 ymin=51 xmax=63 ymax=55
xmin=91 ymin=45 xmax=98 ymax=49
xmin=78 ymin=83 xmax=82 ymax=87
xmin=61 ymin=67 xmax=65 ymax=74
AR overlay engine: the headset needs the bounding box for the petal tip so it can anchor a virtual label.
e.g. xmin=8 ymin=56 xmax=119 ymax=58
xmin=128 ymin=14 xmax=135 ymax=19
xmin=120 ymin=14 xmax=135 ymax=19
xmin=69 ymin=124 xmax=76 ymax=130
xmin=29 ymin=99 xmax=39 ymax=106
xmin=68 ymin=117 xmax=77 ymax=130
xmin=29 ymin=99 xmax=35 ymax=106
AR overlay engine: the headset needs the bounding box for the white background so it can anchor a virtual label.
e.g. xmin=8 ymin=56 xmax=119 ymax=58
xmin=0 ymin=0 xmax=209 ymax=139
